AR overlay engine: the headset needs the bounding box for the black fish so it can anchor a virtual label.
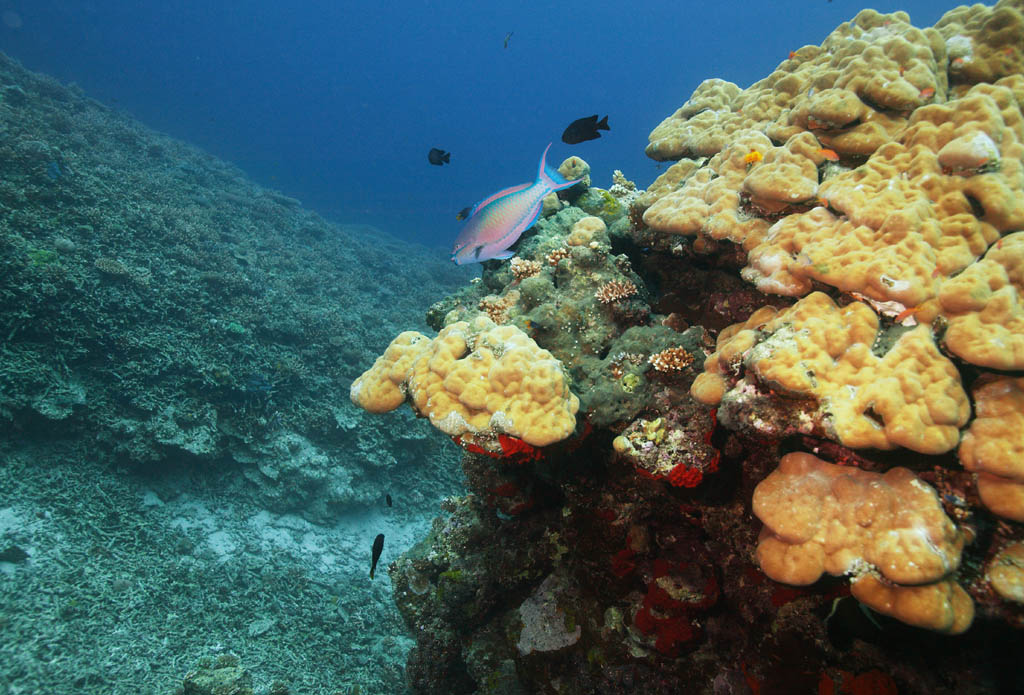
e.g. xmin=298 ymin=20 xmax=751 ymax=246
xmin=456 ymin=206 xmax=471 ymax=221
xmin=825 ymin=596 xmax=881 ymax=650
xmin=369 ymin=533 xmax=385 ymax=579
xmin=428 ymin=148 xmax=450 ymax=166
xmin=503 ymin=32 xmax=513 ymax=49
xmin=386 ymin=494 xmax=393 ymax=507
xmin=561 ymin=114 xmax=610 ymax=145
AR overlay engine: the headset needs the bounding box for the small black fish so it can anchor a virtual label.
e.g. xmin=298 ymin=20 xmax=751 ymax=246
xmin=456 ymin=206 xmax=471 ymax=221
xmin=369 ymin=533 xmax=385 ymax=579
xmin=825 ymin=595 xmax=882 ymax=650
xmin=561 ymin=114 xmax=610 ymax=145
xmin=386 ymin=494 xmax=393 ymax=507
xmin=428 ymin=148 xmax=450 ymax=166
xmin=503 ymin=32 xmax=513 ymax=49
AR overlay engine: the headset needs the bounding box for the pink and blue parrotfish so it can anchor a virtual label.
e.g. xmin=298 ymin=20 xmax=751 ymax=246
xmin=451 ymin=143 xmax=581 ymax=265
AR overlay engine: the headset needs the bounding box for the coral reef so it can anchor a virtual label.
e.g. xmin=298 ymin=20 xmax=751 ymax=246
xmin=7 ymin=0 xmax=1024 ymax=692
xmin=0 ymin=48 xmax=468 ymax=695
xmin=380 ymin=3 xmax=1024 ymax=694
xmin=0 ymin=50 xmax=469 ymax=526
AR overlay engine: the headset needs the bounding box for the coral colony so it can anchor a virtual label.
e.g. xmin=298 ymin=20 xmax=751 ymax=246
xmin=348 ymin=4 xmax=1024 ymax=693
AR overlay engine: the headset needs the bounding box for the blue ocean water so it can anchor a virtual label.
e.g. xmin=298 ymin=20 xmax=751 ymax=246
xmin=0 ymin=0 xmax=963 ymax=250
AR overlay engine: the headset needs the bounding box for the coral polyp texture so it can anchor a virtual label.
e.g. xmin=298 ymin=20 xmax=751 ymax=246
xmin=350 ymin=316 xmax=580 ymax=447
xmin=379 ymin=4 xmax=1024 ymax=695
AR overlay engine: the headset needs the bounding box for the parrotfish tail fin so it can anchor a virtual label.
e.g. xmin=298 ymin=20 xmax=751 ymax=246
xmin=537 ymin=142 xmax=582 ymax=191
xmin=597 ymin=115 xmax=609 ymax=131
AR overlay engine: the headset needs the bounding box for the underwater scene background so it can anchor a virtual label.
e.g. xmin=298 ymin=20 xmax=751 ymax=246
xmin=2 ymin=0 xmax=1024 ymax=694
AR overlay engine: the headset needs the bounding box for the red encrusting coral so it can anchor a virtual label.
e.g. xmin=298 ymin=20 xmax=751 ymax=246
xmin=633 ymin=558 xmax=719 ymax=656
xmin=498 ymin=434 xmax=543 ymax=461
xmin=666 ymin=463 xmax=704 ymax=487
xmin=451 ymin=433 xmax=544 ymax=464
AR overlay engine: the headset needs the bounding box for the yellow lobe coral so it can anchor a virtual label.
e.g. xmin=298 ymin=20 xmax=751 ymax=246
xmin=958 ymin=375 xmax=1024 ymax=521
xmin=754 ymin=452 xmax=965 ymax=587
xmin=939 ymin=232 xmax=1024 ymax=370
xmin=640 ymin=7 xmax=1024 ymax=316
xmin=986 ymin=541 xmax=1024 ymax=604
xmin=744 ymin=75 xmax=1024 ymax=310
xmin=850 ymin=575 xmax=975 ymax=635
xmin=645 ymin=10 xmax=946 ymax=163
xmin=691 ymin=292 xmax=969 ymax=454
xmin=935 ymin=1 xmax=1024 ymax=90
xmin=642 ymin=129 xmax=778 ymax=251
xmin=350 ymin=331 xmax=432 ymax=413
xmin=350 ymin=317 xmax=579 ymax=447
xmin=754 ymin=452 xmax=972 ymax=634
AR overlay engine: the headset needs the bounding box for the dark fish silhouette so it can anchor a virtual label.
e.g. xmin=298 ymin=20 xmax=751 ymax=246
xmin=428 ymin=148 xmax=450 ymax=166
xmin=369 ymin=533 xmax=385 ymax=579
xmin=503 ymin=32 xmax=513 ymax=49
xmin=386 ymin=494 xmax=393 ymax=507
xmin=456 ymin=206 xmax=471 ymax=221
xmin=561 ymin=114 xmax=610 ymax=145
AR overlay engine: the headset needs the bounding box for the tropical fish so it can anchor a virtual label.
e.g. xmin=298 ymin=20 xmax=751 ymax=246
xmin=456 ymin=206 xmax=471 ymax=221
xmin=744 ymin=149 xmax=763 ymax=165
xmin=369 ymin=533 xmax=385 ymax=579
xmin=451 ymin=143 xmax=581 ymax=265
xmin=504 ymin=31 xmax=513 ymax=49
xmin=894 ymin=305 xmax=922 ymax=325
xmin=428 ymin=148 xmax=450 ymax=166
xmin=561 ymin=115 xmax=609 ymax=144
xmin=818 ymin=148 xmax=840 ymax=162
xmin=385 ymin=494 xmax=392 ymax=507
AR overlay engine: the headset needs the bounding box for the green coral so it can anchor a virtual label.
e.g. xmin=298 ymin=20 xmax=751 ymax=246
xmin=621 ymin=373 xmax=641 ymax=393
xmin=576 ymin=188 xmax=624 ymax=223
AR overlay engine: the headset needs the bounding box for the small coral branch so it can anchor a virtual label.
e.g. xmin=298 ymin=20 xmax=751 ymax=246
xmin=648 ymin=346 xmax=695 ymax=372
xmin=509 ymin=256 xmax=542 ymax=282
xmin=545 ymin=246 xmax=570 ymax=267
xmin=478 ymin=290 xmax=520 ymax=325
xmin=595 ymin=279 xmax=638 ymax=304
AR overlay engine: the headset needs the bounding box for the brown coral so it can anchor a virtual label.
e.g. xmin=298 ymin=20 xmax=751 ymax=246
xmin=595 ymin=279 xmax=638 ymax=304
xmin=478 ymin=290 xmax=520 ymax=325
xmin=648 ymin=346 xmax=695 ymax=372
xmin=546 ymin=246 xmax=570 ymax=267
xmin=509 ymin=256 xmax=542 ymax=282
